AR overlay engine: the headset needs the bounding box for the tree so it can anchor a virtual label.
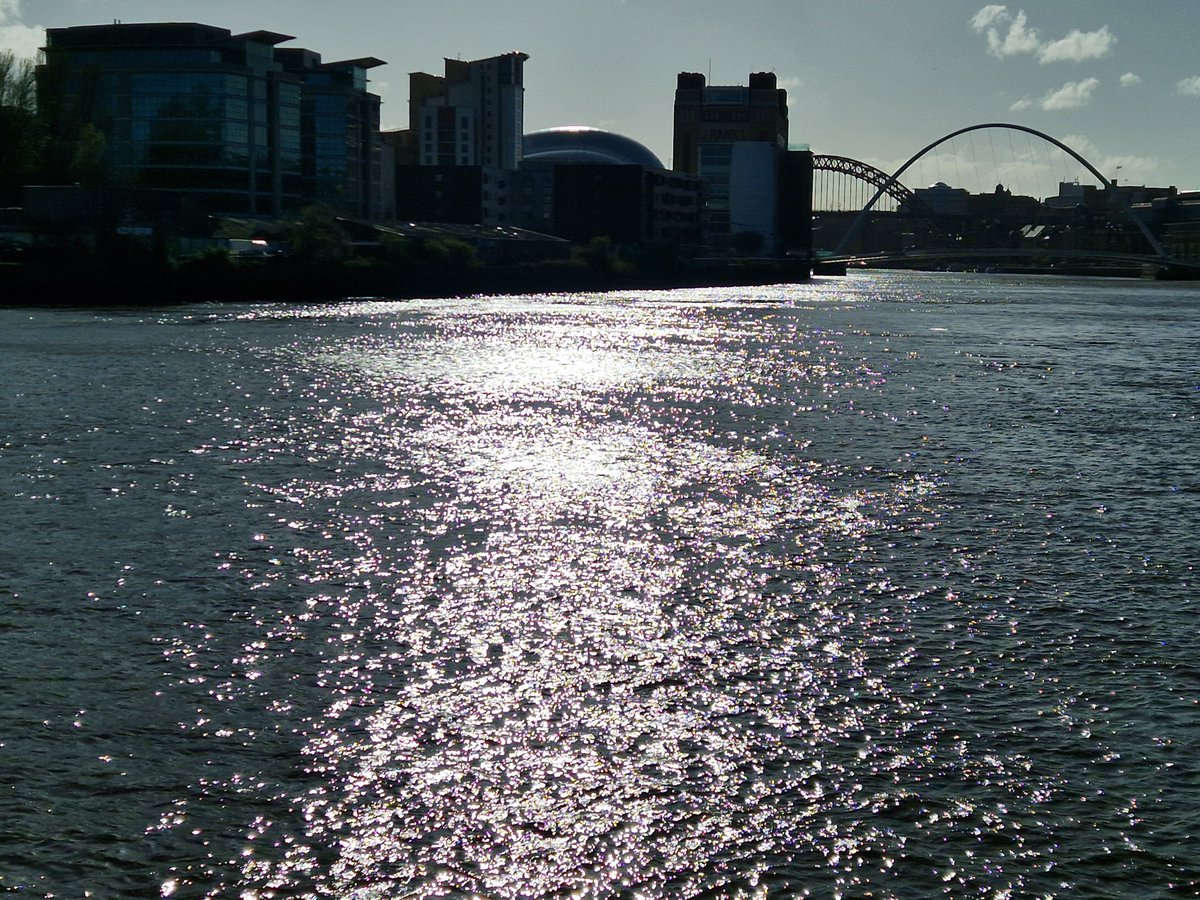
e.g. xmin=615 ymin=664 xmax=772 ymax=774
xmin=0 ymin=50 xmax=36 ymax=112
xmin=0 ymin=51 xmax=40 ymax=201
xmin=34 ymin=55 xmax=111 ymax=185
xmin=69 ymin=122 xmax=107 ymax=185
xmin=289 ymin=205 xmax=353 ymax=264
xmin=578 ymin=235 xmax=617 ymax=273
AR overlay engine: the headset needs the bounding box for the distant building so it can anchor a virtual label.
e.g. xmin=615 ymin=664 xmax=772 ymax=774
xmin=518 ymin=126 xmax=702 ymax=245
xmin=908 ymin=182 xmax=971 ymax=218
xmin=1160 ymin=191 xmax=1200 ymax=263
xmin=275 ymin=49 xmax=386 ymax=218
xmin=37 ymin=22 xmax=385 ymax=217
xmin=390 ymin=52 xmax=528 ymax=226
xmin=409 ymin=52 xmax=528 ymax=170
xmin=671 ymin=71 xmax=808 ymax=253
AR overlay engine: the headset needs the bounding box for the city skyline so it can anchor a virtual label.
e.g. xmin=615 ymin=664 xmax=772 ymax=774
xmin=5 ymin=0 xmax=1199 ymax=196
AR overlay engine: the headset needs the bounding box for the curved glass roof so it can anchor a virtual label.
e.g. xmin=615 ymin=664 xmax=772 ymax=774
xmin=523 ymin=126 xmax=665 ymax=170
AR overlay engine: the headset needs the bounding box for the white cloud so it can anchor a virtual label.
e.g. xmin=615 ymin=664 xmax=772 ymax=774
xmin=777 ymin=76 xmax=804 ymax=107
xmin=971 ymin=6 xmax=1116 ymax=64
xmin=1178 ymin=76 xmax=1200 ymax=97
xmin=1058 ymin=133 xmax=1109 ymax=162
xmin=1010 ymin=77 xmax=1101 ymax=112
xmin=1038 ymin=26 xmax=1116 ymax=63
xmin=1041 ymin=77 xmax=1100 ymax=110
xmin=0 ymin=0 xmax=42 ymax=60
xmin=972 ymin=6 xmax=1041 ymax=59
xmin=1059 ymin=133 xmax=1161 ymax=184
xmin=970 ymin=4 xmax=1009 ymax=32
xmin=1120 ymin=72 xmax=1141 ymax=87
xmin=996 ymin=11 xmax=1042 ymax=58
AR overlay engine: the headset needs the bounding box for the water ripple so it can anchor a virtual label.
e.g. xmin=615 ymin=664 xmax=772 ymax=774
xmin=2 ymin=276 xmax=1198 ymax=898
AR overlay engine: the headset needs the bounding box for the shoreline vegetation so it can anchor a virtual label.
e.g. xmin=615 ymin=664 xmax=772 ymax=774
xmin=0 ymin=240 xmax=815 ymax=307
xmin=8 ymin=253 xmax=1186 ymax=308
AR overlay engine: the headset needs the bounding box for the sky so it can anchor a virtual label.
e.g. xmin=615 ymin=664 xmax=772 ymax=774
xmin=4 ymin=0 xmax=1198 ymax=197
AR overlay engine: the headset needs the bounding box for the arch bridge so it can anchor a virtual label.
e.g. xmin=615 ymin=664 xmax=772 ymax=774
xmin=814 ymin=122 xmax=1189 ymax=270
xmin=812 ymin=155 xmax=915 ymax=211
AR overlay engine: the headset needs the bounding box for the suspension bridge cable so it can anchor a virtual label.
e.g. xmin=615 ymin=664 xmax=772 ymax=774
xmin=988 ymin=130 xmax=999 ymax=189
xmin=1007 ymin=129 xmax=1020 ymax=196
xmin=1037 ymin=134 xmax=1050 ymax=200
xmin=1029 ymin=137 xmax=1040 ymax=199
xmin=970 ymin=131 xmax=982 ymax=193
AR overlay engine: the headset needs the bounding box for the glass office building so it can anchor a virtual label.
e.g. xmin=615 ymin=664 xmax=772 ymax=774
xmin=39 ymin=23 xmax=382 ymax=217
xmin=276 ymin=49 xmax=384 ymax=218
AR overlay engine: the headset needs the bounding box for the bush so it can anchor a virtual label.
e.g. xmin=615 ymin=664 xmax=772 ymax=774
xmin=289 ymin=205 xmax=352 ymax=264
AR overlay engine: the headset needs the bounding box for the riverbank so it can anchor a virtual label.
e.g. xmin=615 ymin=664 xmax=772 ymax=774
xmin=0 ymin=253 xmax=814 ymax=307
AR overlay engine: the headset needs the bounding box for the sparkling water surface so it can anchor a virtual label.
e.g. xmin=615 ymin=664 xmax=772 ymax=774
xmin=2 ymin=272 xmax=1199 ymax=898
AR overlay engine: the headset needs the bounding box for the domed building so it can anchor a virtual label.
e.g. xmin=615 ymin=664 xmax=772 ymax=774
xmin=522 ymin=126 xmax=666 ymax=170
xmin=519 ymin=126 xmax=701 ymax=246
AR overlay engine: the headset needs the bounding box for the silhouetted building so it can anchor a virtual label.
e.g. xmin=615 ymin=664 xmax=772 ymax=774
xmin=275 ymin=49 xmax=386 ymax=218
xmin=390 ymin=166 xmax=482 ymax=225
xmin=672 ymin=72 xmax=789 ymax=175
xmin=392 ymin=164 xmax=524 ymax=227
xmin=517 ymin=126 xmax=702 ymax=245
xmin=408 ymin=52 xmax=528 ymax=171
xmin=778 ymin=148 xmax=815 ymax=256
xmin=671 ymin=71 xmax=806 ymax=252
xmin=1160 ymin=191 xmax=1200 ymax=263
xmin=389 ymin=52 xmax=528 ymax=226
xmin=38 ymin=22 xmax=384 ymax=217
xmin=909 ymin=182 xmax=970 ymax=217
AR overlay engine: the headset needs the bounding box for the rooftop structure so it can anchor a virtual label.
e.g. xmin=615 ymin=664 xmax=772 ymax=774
xmin=522 ymin=127 xmax=665 ymax=170
xmin=671 ymin=71 xmax=788 ymax=175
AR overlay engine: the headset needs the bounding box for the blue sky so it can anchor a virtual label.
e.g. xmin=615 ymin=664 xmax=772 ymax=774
xmin=5 ymin=0 xmax=1199 ymax=195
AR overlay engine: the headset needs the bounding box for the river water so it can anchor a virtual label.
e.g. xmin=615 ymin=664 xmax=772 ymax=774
xmin=2 ymin=271 xmax=1199 ymax=898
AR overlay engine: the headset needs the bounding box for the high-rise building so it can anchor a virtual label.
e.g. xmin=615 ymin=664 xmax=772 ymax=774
xmin=391 ymin=52 xmax=528 ymax=226
xmin=409 ymin=52 xmax=528 ymax=171
xmin=671 ymin=72 xmax=791 ymax=244
xmin=38 ymin=22 xmax=384 ymax=217
xmin=276 ymin=49 xmax=385 ymax=218
xmin=672 ymin=72 xmax=788 ymax=174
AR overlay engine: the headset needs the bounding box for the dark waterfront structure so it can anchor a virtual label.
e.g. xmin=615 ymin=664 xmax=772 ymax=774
xmin=518 ymin=126 xmax=703 ymax=246
xmin=37 ymin=23 xmax=384 ymax=217
xmin=274 ymin=49 xmax=386 ymax=219
xmin=812 ymin=173 xmax=1200 ymax=273
xmin=672 ymin=71 xmax=789 ymax=175
xmin=21 ymin=26 xmax=817 ymax=279
xmin=671 ymin=71 xmax=811 ymax=254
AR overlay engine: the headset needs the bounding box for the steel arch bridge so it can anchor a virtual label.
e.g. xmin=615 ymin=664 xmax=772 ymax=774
xmin=827 ymin=122 xmax=1168 ymax=260
xmin=812 ymin=155 xmax=915 ymax=209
